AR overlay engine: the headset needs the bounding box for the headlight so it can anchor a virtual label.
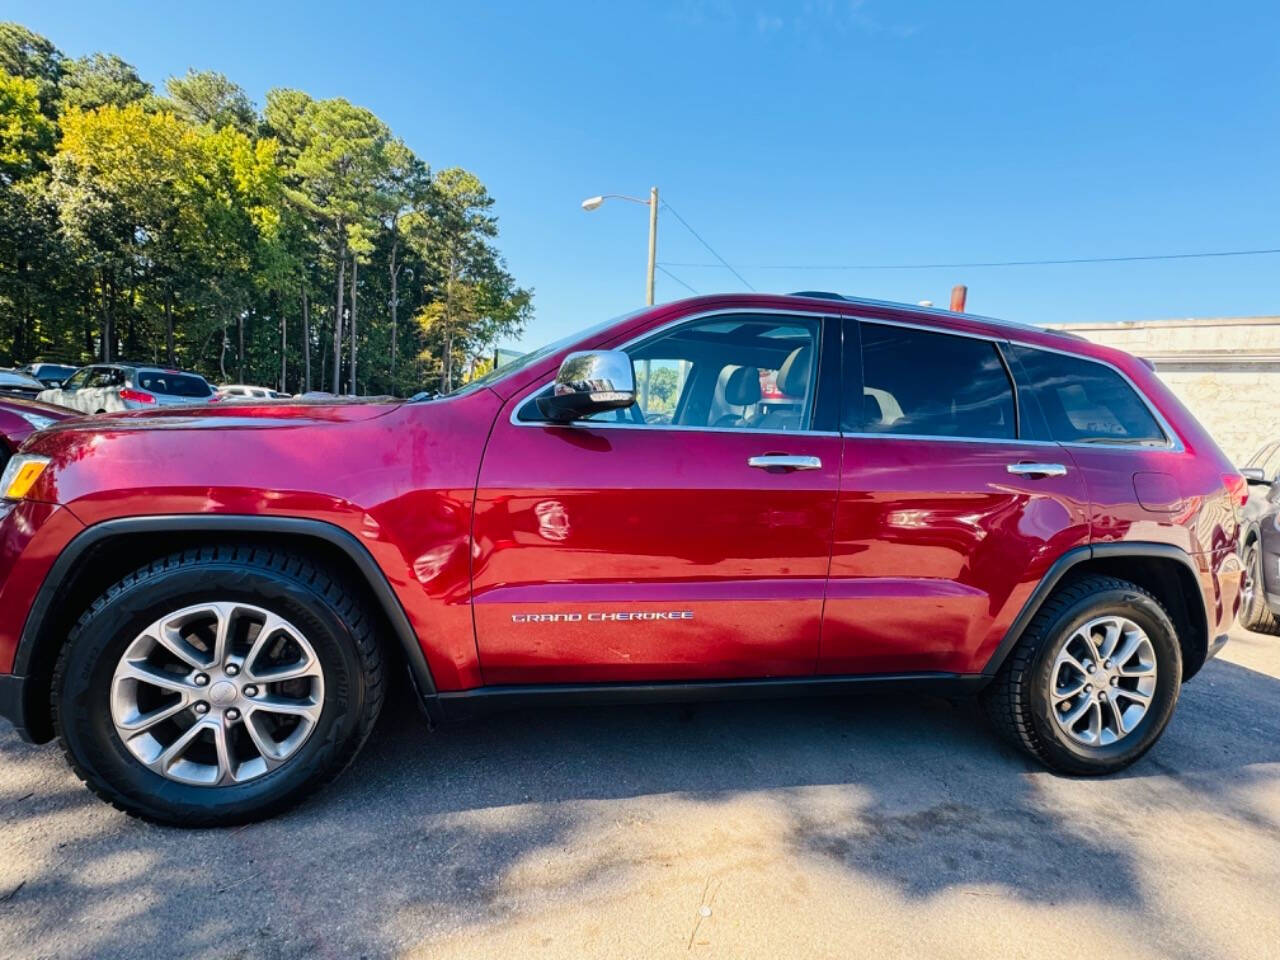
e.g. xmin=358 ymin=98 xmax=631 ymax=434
xmin=0 ymin=454 xmax=50 ymax=501
xmin=19 ymin=411 xmax=57 ymax=432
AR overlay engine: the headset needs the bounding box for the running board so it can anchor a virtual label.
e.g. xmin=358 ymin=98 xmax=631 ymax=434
xmin=426 ymin=672 xmax=989 ymax=723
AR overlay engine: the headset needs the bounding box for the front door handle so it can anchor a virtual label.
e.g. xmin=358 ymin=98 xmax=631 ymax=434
xmin=1007 ymin=462 xmax=1068 ymax=478
xmin=748 ymin=455 xmax=822 ymax=471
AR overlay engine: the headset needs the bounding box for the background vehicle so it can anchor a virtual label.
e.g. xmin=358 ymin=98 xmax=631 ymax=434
xmin=0 ymin=396 xmax=75 ymax=471
xmin=0 ymin=293 xmax=1245 ymax=825
xmin=37 ymin=364 xmax=216 ymax=413
xmin=1239 ymin=439 xmax=1280 ymax=529
xmin=21 ymin=362 xmax=80 ymax=388
xmin=1237 ymin=471 xmax=1280 ymax=634
xmin=0 ymin=368 xmax=50 ymax=400
xmin=217 ymin=384 xmax=291 ymax=400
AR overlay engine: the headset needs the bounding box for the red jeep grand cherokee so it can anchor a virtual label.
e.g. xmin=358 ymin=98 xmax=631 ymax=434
xmin=0 ymin=293 xmax=1245 ymax=824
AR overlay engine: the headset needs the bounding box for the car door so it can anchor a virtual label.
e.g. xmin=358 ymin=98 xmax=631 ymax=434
xmin=471 ymin=310 xmax=843 ymax=684
xmin=50 ymin=366 xmax=93 ymax=412
xmin=821 ymin=317 xmax=1090 ymax=677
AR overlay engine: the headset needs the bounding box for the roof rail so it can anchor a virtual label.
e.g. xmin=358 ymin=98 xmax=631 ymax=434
xmin=787 ymin=290 xmax=848 ymax=302
xmin=785 ymin=290 xmax=1056 ymax=336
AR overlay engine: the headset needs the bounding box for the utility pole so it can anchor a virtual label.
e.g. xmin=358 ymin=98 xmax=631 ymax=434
xmin=646 ymin=186 xmax=658 ymax=306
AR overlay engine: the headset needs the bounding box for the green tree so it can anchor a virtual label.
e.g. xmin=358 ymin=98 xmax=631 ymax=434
xmin=265 ymin=90 xmax=390 ymax=393
xmin=408 ymin=167 xmax=532 ymax=392
xmin=163 ymin=69 xmax=256 ymax=134
xmin=58 ymin=53 xmax=152 ymax=112
xmin=0 ymin=71 xmax=53 ymax=178
xmin=0 ymin=22 xmax=62 ymax=116
xmin=0 ymin=22 xmax=533 ymax=393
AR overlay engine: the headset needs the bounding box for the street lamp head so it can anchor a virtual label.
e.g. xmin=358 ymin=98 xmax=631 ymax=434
xmin=580 ymin=196 xmax=605 ymax=211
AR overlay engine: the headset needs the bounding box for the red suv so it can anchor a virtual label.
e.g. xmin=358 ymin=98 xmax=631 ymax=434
xmin=0 ymin=294 xmax=1245 ymax=824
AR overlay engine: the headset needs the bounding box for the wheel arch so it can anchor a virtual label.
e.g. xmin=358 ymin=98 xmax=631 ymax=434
xmin=14 ymin=515 xmax=437 ymax=743
xmin=984 ymin=543 xmax=1212 ymax=684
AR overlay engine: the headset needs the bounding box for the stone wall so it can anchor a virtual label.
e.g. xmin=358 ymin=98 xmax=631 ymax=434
xmin=1047 ymin=317 xmax=1280 ymax=464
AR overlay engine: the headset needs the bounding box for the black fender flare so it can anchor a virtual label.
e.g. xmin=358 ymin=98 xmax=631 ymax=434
xmin=14 ymin=514 xmax=437 ymax=717
xmin=981 ymin=541 xmax=1211 ymax=677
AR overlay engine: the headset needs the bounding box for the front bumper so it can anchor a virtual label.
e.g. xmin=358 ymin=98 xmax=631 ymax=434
xmin=0 ymin=499 xmax=84 ymax=742
xmin=0 ymin=673 xmax=33 ymax=741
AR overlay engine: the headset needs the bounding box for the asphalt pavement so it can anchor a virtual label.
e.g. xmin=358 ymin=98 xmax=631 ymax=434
xmin=1 ymin=626 xmax=1278 ymax=959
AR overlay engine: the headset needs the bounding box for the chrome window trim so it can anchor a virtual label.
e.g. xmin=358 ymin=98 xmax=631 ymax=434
xmin=506 ymin=305 xmax=1184 ymax=452
xmin=852 ymin=315 xmax=1183 ymax=453
xmin=508 ymin=307 xmax=837 ymax=438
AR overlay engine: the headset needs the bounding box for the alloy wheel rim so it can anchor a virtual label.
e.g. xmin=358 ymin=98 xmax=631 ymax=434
xmin=110 ymin=601 xmax=325 ymax=786
xmin=1049 ymin=615 xmax=1157 ymax=748
xmin=1241 ymin=547 xmax=1258 ymax=613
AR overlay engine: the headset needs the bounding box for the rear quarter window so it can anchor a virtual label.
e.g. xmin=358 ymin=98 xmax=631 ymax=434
xmin=1008 ymin=345 xmax=1166 ymax=445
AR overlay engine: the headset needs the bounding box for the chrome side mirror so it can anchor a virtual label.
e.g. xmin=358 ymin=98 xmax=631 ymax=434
xmin=1241 ymin=466 xmax=1268 ymax=484
xmin=537 ymin=350 xmax=636 ymax=423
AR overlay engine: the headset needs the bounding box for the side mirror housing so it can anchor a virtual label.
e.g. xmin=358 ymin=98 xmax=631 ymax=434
xmin=1241 ymin=466 xmax=1268 ymax=484
xmin=537 ymin=350 xmax=636 ymax=423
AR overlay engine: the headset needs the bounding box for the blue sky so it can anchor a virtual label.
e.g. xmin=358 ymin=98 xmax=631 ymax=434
xmin=11 ymin=0 xmax=1280 ymax=350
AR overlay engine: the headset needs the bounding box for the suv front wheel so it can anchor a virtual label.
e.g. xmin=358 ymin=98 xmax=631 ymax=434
xmin=52 ymin=545 xmax=385 ymax=826
xmin=982 ymin=574 xmax=1182 ymax=775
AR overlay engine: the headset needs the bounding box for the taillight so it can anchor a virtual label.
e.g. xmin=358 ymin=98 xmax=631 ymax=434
xmin=208 ymin=394 xmax=223 ymax=403
xmin=1223 ymin=473 xmax=1249 ymax=512
xmin=119 ymin=388 xmax=156 ymax=404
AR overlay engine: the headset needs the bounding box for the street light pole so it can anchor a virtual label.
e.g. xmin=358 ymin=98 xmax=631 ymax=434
xmin=581 ymin=188 xmax=660 ymax=305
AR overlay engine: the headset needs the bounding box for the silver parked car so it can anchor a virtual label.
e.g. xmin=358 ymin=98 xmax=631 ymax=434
xmin=38 ymin=364 xmax=216 ymax=414
xmin=21 ymin=362 xmax=80 ymax=388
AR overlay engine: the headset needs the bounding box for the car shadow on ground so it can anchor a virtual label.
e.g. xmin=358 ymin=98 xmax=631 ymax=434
xmin=1 ymin=655 xmax=1277 ymax=959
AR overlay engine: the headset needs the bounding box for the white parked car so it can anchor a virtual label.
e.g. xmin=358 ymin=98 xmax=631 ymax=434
xmin=216 ymin=384 xmax=291 ymax=401
xmin=38 ymin=364 xmax=217 ymax=413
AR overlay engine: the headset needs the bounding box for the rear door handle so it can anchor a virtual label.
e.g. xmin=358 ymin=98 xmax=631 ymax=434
xmin=748 ymin=455 xmax=822 ymax=471
xmin=1007 ymin=462 xmax=1068 ymax=478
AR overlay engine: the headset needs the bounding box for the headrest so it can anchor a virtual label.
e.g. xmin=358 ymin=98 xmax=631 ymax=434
xmin=863 ymin=392 xmax=885 ymax=426
xmin=777 ymin=345 xmax=812 ymax=397
xmin=724 ymin=365 xmax=761 ymax=406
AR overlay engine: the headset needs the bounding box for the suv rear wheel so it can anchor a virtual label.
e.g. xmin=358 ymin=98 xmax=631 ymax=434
xmin=52 ymin=545 xmax=384 ymax=826
xmin=982 ymin=574 xmax=1182 ymax=775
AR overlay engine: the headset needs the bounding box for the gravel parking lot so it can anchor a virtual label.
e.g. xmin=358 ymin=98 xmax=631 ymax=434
xmin=1 ymin=626 xmax=1277 ymax=959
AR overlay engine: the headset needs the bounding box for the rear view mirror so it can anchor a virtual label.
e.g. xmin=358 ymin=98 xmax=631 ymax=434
xmin=1241 ymin=467 xmax=1268 ymax=484
xmin=537 ymin=350 xmax=636 ymax=423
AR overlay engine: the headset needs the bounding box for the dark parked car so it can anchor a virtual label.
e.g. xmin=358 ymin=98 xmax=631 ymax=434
xmin=1237 ymin=456 xmax=1280 ymax=633
xmin=0 ymin=292 xmax=1247 ymax=825
xmin=0 ymin=395 xmax=76 ymax=471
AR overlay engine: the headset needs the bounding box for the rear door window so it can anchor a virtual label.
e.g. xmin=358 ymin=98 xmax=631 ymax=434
xmin=855 ymin=323 xmax=1015 ymax=439
xmin=137 ymin=372 xmax=214 ymax=398
xmin=1007 ymin=345 xmax=1166 ymax=445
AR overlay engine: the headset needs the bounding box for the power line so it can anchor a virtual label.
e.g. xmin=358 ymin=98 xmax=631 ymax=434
xmin=660 ymin=246 xmax=1280 ymax=271
xmin=660 ymin=200 xmax=755 ymax=290
xmin=656 ymin=263 xmax=700 ymax=295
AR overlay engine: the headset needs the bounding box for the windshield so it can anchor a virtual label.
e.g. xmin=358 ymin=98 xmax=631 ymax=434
xmin=440 ymin=308 xmax=649 ymax=400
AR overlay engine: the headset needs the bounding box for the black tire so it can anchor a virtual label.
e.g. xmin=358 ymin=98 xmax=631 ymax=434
xmin=1238 ymin=541 xmax=1280 ymax=635
xmin=51 ymin=544 xmax=385 ymax=826
xmin=982 ymin=574 xmax=1182 ymax=775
